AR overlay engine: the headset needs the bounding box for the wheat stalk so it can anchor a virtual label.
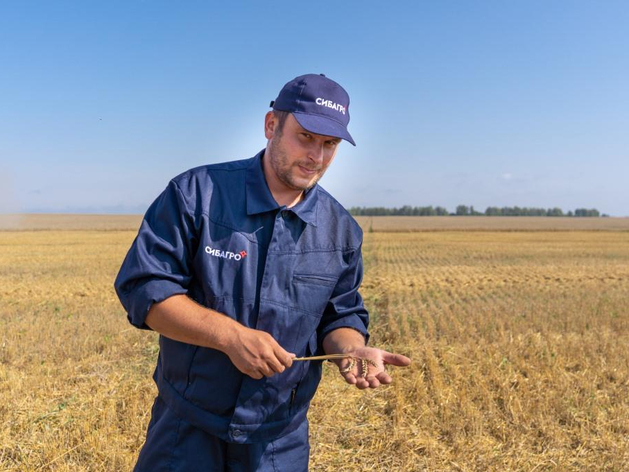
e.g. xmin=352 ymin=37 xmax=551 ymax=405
xmin=293 ymin=354 xmax=378 ymax=377
xmin=293 ymin=354 xmax=352 ymax=361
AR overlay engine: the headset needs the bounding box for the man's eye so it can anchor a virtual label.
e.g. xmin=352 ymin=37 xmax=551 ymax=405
xmin=301 ymin=133 xmax=312 ymax=139
xmin=326 ymin=140 xmax=339 ymax=146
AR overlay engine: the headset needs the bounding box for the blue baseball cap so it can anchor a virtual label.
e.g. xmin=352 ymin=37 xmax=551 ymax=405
xmin=270 ymin=73 xmax=356 ymax=146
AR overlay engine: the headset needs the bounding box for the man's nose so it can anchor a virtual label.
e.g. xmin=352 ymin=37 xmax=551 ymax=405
xmin=307 ymin=142 xmax=325 ymax=163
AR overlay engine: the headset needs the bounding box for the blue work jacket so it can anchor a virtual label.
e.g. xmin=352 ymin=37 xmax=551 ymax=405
xmin=114 ymin=150 xmax=369 ymax=443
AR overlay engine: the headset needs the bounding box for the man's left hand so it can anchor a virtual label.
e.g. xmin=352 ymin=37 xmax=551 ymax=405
xmin=334 ymin=346 xmax=411 ymax=389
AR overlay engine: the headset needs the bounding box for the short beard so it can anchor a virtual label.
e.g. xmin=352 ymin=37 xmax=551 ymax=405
xmin=267 ymin=138 xmax=324 ymax=192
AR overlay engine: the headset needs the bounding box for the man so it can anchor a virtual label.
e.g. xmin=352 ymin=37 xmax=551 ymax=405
xmin=115 ymin=73 xmax=411 ymax=471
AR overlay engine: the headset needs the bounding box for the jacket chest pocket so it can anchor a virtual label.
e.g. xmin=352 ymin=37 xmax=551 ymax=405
xmin=292 ymin=273 xmax=338 ymax=316
xmin=293 ymin=273 xmax=338 ymax=287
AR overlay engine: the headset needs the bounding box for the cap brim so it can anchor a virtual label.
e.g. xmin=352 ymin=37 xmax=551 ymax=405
xmin=292 ymin=112 xmax=356 ymax=146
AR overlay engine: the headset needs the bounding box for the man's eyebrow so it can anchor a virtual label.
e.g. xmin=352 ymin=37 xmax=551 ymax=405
xmin=298 ymin=124 xmax=340 ymax=142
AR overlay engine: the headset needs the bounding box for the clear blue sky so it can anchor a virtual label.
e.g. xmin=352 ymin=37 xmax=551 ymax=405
xmin=1 ymin=1 xmax=628 ymax=216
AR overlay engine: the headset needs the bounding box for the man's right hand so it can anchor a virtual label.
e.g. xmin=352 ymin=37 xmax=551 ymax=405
xmin=146 ymin=295 xmax=294 ymax=379
xmin=225 ymin=325 xmax=295 ymax=379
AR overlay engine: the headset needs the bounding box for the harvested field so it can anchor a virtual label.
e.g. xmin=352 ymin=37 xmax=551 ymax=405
xmin=354 ymin=216 xmax=629 ymax=232
xmin=0 ymin=214 xmax=143 ymax=231
xmin=1 ymin=217 xmax=628 ymax=470
xmin=2 ymin=214 xmax=629 ymax=232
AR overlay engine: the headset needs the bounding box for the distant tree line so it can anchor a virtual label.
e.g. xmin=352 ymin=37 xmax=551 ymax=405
xmin=348 ymin=205 xmax=450 ymax=216
xmin=348 ymin=205 xmax=605 ymax=217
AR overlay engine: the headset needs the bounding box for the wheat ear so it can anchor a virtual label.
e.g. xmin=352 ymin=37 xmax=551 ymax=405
xmin=293 ymin=354 xmax=378 ymax=377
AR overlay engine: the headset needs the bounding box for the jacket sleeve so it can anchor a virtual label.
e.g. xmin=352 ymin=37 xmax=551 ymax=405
xmin=317 ymin=244 xmax=370 ymax=346
xmin=114 ymin=180 xmax=197 ymax=330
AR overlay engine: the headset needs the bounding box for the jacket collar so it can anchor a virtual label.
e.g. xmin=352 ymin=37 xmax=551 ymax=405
xmin=246 ymin=149 xmax=319 ymax=227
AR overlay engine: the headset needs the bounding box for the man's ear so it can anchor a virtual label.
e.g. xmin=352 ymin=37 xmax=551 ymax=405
xmin=264 ymin=111 xmax=276 ymax=140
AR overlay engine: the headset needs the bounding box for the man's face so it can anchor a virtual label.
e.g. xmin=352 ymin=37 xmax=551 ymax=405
xmin=264 ymin=113 xmax=341 ymax=192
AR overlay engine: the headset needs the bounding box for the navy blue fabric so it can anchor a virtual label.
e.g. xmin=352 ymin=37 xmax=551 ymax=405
xmin=134 ymin=396 xmax=310 ymax=472
xmin=115 ymin=149 xmax=369 ymax=444
xmin=272 ymin=74 xmax=355 ymax=146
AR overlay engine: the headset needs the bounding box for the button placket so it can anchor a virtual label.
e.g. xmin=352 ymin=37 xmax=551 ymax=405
xmin=255 ymin=211 xmax=285 ymax=329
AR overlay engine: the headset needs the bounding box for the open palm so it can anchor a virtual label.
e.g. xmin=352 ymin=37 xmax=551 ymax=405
xmin=335 ymin=346 xmax=411 ymax=389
